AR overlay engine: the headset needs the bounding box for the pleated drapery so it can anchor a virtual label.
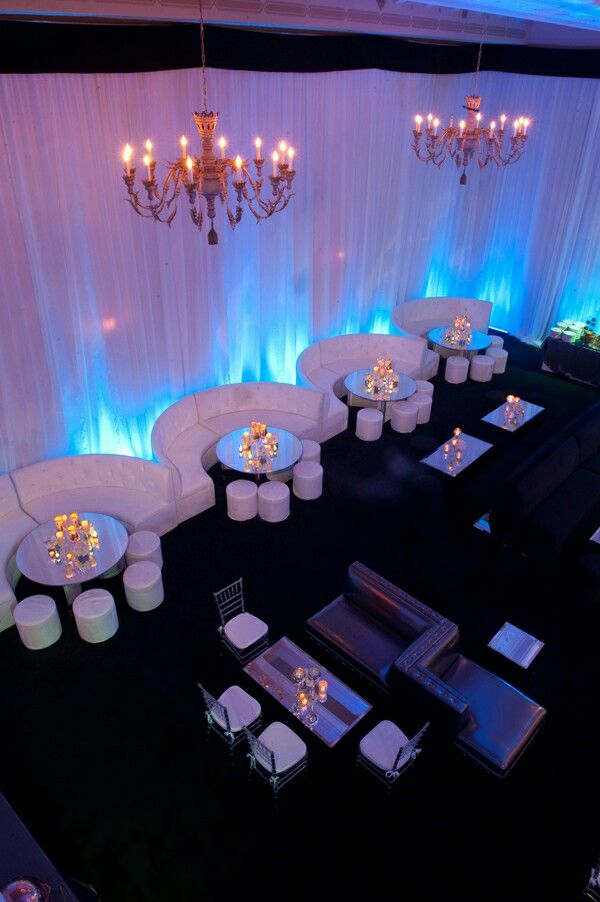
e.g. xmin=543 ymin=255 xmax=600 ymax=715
xmin=0 ymin=65 xmax=598 ymax=471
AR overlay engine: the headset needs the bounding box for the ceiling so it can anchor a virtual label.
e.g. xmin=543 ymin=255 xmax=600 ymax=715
xmin=2 ymin=0 xmax=599 ymax=47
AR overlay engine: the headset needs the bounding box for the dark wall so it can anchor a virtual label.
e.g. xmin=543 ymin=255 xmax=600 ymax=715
xmin=0 ymin=21 xmax=598 ymax=78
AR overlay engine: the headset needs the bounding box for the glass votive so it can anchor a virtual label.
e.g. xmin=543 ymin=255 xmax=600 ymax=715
xmin=292 ymin=666 xmax=305 ymax=685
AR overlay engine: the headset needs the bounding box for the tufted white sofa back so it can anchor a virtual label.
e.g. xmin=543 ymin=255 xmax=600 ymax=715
xmin=395 ymin=297 xmax=493 ymax=335
xmin=194 ymin=382 xmax=326 ymax=424
xmin=151 ymin=395 xmax=200 ymax=463
xmin=0 ymin=474 xmax=21 ymax=518
xmin=11 ymin=454 xmax=175 ymax=505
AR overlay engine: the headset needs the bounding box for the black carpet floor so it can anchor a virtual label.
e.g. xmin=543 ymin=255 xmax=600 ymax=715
xmin=2 ymin=335 xmax=599 ymax=902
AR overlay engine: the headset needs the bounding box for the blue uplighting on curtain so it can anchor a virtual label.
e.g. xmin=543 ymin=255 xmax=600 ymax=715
xmin=0 ymin=66 xmax=599 ymax=473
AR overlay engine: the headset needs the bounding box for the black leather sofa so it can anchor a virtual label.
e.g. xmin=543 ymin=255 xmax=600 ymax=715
xmin=488 ymin=400 xmax=600 ymax=557
xmin=307 ymin=561 xmax=547 ymax=777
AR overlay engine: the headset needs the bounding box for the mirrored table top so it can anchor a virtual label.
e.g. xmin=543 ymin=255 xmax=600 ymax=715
xmin=215 ymin=426 xmax=303 ymax=476
xmin=244 ymin=636 xmax=372 ymax=747
xmin=421 ymin=432 xmax=493 ymax=477
xmin=343 ymin=369 xmax=417 ymax=403
xmin=16 ymin=512 xmax=128 ymax=587
xmin=428 ymin=326 xmax=491 ymax=352
xmin=481 ymin=399 xmax=544 ymax=431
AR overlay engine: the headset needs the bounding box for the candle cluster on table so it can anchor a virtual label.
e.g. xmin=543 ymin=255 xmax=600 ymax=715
xmin=412 ymin=94 xmax=530 ymax=185
xmin=364 ymin=358 xmax=400 ymax=395
xmin=444 ymin=314 xmax=472 ymax=347
xmin=443 ymin=427 xmax=467 ymax=472
xmin=503 ymin=394 xmax=526 ymax=428
xmin=121 ymin=116 xmax=296 ymax=245
xmin=43 ymin=513 xmax=99 ymax=579
xmin=291 ymin=665 xmax=328 ymax=727
xmin=239 ymin=421 xmax=279 ymax=473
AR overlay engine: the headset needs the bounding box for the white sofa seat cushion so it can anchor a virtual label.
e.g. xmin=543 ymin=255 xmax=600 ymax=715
xmin=21 ymin=488 xmax=168 ymax=535
xmin=256 ymin=721 xmax=307 ymax=774
xmin=167 ymin=424 xmax=219 ymax=498
xmin=213 ymin=685 xmax=261 ymax=732
xmin=360 ymin=720 xmax=410 ymax=771
xmin=224 ymin=611 xmax=269 ymax=650
xmin=0 ymin=508 xmax=38 ymax=630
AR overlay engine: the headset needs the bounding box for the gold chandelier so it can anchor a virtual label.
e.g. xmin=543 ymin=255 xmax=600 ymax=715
xmin=121 ymin=4 xmax=296 ymax=244
xmin=411 ymin=42 xmax=530 ymax=185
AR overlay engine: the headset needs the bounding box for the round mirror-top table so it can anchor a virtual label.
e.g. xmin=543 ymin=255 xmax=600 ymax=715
xmin=428 ymin=326 xmax=492 ymax=360
xmin=215 ymin=426 xmax=303 ymax=482
xmin=344 ymin=369 xmax=417 ymax=419
xmin=16 ymin=512 xmax=128 ymax=605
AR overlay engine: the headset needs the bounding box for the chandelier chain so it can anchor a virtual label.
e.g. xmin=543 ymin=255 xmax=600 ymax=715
xmin=199 ymin=0 xmax=209 ymax=112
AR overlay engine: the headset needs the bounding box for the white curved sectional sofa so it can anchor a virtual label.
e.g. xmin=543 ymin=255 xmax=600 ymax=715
xmin=296 ymin=333 xmax=439 ymax=441
xmin=0 ymin=454 xmax=177 ymax=633
xmin=391 ymin=297 xmax=493 ymax=336
xmin=151 ymin=381 xmax=327 ymax=523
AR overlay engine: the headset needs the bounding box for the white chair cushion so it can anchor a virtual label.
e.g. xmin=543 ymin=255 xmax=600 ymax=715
xmin=224 ymin=611 xmax=268 ymax=650
xmin=360 ymin=720 xmax=410 ymax=771
xmin=213 ymin=685 xmax=261 ymax=732
xmin=257 ymin=721 xmax=307 ymax=774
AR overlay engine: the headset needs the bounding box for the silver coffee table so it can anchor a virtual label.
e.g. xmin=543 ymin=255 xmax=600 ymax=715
xmin=16 ymin=512 xmax=128 ymax=605
xmin=344 ymin=369 xmax=417 ymax=420
xmin=428 ymin=326 xmax=491 ymax=360
xmin=481 ymin=399 xmax=544 ymax=432
xmin=421 ymin=432 xmax=493 ymax=477
xmin=215 ymin=426 xmax=303 ymax=481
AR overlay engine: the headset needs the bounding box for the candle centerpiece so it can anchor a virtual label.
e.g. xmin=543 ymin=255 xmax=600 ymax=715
xmin=364 ymin=358 xmax=400 ymax=396
xmin=238 ymin=421 xmax=279 ymax=472
xmin=503 ymin=394 xmax=526 ymax=428
xmin=43 ymin=513 xmax=100 ymax=580
xmin=292 ymin=664 xmax=328 ymax=727
xmin=444 ymin=314 xmax=472 ymax=347
xmin=442 ymin=427 xmax=467 ymax=472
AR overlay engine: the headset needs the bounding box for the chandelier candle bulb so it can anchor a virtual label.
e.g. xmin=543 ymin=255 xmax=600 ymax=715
xmin=272 ymin=150 xmax=279 ymax=177
xmin=143 ymin=154 xmax=151 ymax=181
xmin=218 ymin=136 xmax=226 ymax=159
xmin=179 ymin=136 xmax=188 ymax=160
xmin=414 ymin=115 xmax=422 ymax=133
xmin=186 ymin=156 xmax=193 ymax=181
xmin=123 ymin=144 xmax=133 ymax=177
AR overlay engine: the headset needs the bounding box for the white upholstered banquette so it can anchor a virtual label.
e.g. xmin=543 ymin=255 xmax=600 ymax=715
xmin=151 ymin=382 xmax=327 ymax=523
xmin=0 ymin=474 xmax=38 ymax=632
xmin=391 ymin=297 xmax=493 ymax=337
xmin=11 ymin=454 xmax=178 ymax=539
xmin=296 ymin=333 xmax=439 ymax=441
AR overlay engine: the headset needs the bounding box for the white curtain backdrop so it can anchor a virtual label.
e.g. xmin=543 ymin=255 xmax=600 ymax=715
xmin=0 ymin=65 xmax=599 ymax=472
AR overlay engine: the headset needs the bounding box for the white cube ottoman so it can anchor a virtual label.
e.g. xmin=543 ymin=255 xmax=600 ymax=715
xmin=301 ymin=439 xmax=321 ymax=464
xmin=445 ymin=356 xmax=469 ymax=384
xmin=356 ymin=408 xmax=383 ymax=441
xmin=390 ymin=401 xmax=418 ymax=434
xmin=73 ymin=588 xmax=119 ymax=643
xmin=258 ymin=481 xmax=290 ymax=522
xmin=126 ymin=530 xmax=163 ymax=568
xmin=14 ymin=595 xmax=62 ymax=650
xmin=470 ymin=354 xmax=495 ymax=382
xmin=415 ymin=380 xmax=434 ymax=397
xmin=412 ymin=392 xmax=433 ymax=425
xmin=487 ymin=347 xmax=509 ymax=374
xmin=123 ymin=560 xmax=164 ymax=611
xmin=293 ymin=461 xmax=324 ymax=500
xmin=226 ymin=479 xmax=258 ymax=521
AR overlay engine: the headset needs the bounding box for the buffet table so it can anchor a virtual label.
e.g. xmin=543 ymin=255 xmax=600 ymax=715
xmin=541 ymin=337 xmax=600 ymax=388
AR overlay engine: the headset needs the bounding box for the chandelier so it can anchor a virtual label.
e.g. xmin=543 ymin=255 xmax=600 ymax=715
xmin=411 ymin=41 xmax=530 ymax=185
xmin=121 ymin=3 xmax=296 ymax=244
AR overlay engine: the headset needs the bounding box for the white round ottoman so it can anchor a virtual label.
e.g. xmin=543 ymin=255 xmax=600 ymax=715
xmin=293 ymin=460 xmax=324 ymax=500
xmin=356 ymin=408 xmax=383 ymax=441
xmin=390 ymin=401 xmax=418 ymax=434
xmin=73 ymin=588 xmax=119 ymax=643
xmin=489 ymin=335 xmax=504 ymax=349
xmin=126 ymin=530 xmax=163 ymax=568
xmin=445 ymin=356 xmax=469 ymax=384
xmin=14 ymin=595 xmax=62 ymax=650
xmin=562 ymin=330 xmax=577 ymax=343
xmin=487 ymin=347 xmax=509 ymax=374
xmin=412 ymin=392 xmax=433 ymax=425
xmin=226 ymin=479 xmax=258 ymax=521
xmin=470 ymin=354 xmax=495 ymax=382
xmin=258 ymin=480 xmax=290 ymax=522
xmin=415 ymin=380 xmax=434 ymax=396
xmin=123 ymin=560 xmax=164 ymax=611
xmin=301 ymin=439 xmax=321 ymax=464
